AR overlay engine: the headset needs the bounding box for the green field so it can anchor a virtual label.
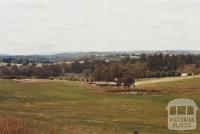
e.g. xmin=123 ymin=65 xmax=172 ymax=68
xmin=0 ymin=78 xmax=200 ymax=134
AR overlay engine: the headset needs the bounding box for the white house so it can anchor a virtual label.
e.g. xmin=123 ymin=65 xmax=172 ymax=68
xmin=181 ymin=73 xmax=188 ymax=77
xmin=79 ymin=61 xmax=85 ymax=64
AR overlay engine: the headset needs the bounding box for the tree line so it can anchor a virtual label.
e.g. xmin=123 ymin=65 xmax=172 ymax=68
xmin=1 ymin=53 xmax=200 ymax=82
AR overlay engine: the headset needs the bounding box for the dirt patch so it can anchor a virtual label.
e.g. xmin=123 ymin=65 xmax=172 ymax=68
xmin=102 ymin=87 xmax=160 ymax=95
xmin=13 ymin=79 xmax=66 ymax=84
xmin=13 ymin=79 xmax=49 ymax=84
xmin=82 ymin=82 xmax=160 ymax=95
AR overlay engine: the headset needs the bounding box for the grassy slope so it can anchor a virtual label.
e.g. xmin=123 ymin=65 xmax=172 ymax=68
xmin=0 ymin=79 xmax=200 ymax=134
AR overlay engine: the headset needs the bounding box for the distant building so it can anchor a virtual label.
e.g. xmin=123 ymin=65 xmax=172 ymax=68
xmin=0 ymin=62 xmax=7 ymax=67
xmin=66 ymin=61 xmax=73 ymax=64
xmin=36 ymin=63 xmax=43 ymax=67
xmin=79 ymin=61 xmax=85 ymax=64
xmin=105 ymin=59 xmax=110 ymax=63
xmin=11 ymin=63 xmax=22 ymax=67
xmin=181 ymin=73 xmax=188 ymax=77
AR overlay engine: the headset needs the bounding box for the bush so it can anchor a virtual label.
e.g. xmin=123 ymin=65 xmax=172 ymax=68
xmin=2 ymin=75 xmax=17 ymax=79
xmin=49 ymin=77 xmax=54 ymax=80
xmin=188 ymin=73 xmax=193 ymax=76
xmin=160 ymin=71 xmax=166 ymax=77
xmin=144 ymin=71 xmax=182 ymax=78
xmin=1 ymin=75 xmax=27 ymax=79
xmin=175 ymin=72 xmax=181 ymax=76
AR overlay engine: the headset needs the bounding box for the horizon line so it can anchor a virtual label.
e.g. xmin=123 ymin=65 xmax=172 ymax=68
xmin=1 ymin=49 xmax=200 ymax=56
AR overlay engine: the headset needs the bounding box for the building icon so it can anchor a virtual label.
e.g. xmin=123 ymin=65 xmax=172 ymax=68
xmin=166 ymin=98 xmax=198 ymax=130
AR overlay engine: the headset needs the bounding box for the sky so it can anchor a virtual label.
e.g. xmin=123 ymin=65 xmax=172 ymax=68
xmin=0 ymin=0 xmax=200 ymax=55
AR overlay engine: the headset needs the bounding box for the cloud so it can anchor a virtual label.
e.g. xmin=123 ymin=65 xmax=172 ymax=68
xmin=18 ymin=4 xmax=47 ymax=10
xmin=4 ymin=0 xmax=47 ymax=10
xmin=0 ymin=0 xmax=200 ymax=55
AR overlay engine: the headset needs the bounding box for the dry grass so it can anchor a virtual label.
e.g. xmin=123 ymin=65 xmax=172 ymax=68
xmin=63 ymin=125 xmax=129 ymax=134
xmin=0 ymin=117 xmax=38 ymax=134
xmin=0 ymin=117 xmax=55 ymax=134
xmin=0 ymin=117 xmax=127 ymax=134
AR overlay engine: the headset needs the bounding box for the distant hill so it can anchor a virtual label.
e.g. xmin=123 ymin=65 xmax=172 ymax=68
xmin=0 ymin=54 xmax=9 ymax=57
xmin=1 ymin=50 xmax=200 ymax=63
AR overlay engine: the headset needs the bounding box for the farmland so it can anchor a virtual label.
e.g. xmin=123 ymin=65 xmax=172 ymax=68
xmin=0 ymin=77 xmax=200 ymax=134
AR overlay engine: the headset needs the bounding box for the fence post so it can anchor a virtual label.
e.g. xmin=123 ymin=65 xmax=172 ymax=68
xmin=134 ymin=129 xmax=138 ymax=134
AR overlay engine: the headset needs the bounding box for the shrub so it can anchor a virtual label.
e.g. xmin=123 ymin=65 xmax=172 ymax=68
xmin=49 ymin=77 xmax=54 ymax=80
xmin=2 ymin=75 xmax=17 ymax=79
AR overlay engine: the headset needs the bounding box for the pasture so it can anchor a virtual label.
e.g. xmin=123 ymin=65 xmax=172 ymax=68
xmin=0 ymin=77 xmax=200 ymax=134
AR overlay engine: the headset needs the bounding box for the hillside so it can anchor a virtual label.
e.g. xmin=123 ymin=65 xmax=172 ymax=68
xmin=0 ymin=79 xmax=199 ymax=134
xmin=1 ymin=50 xmax=200 ymax=63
